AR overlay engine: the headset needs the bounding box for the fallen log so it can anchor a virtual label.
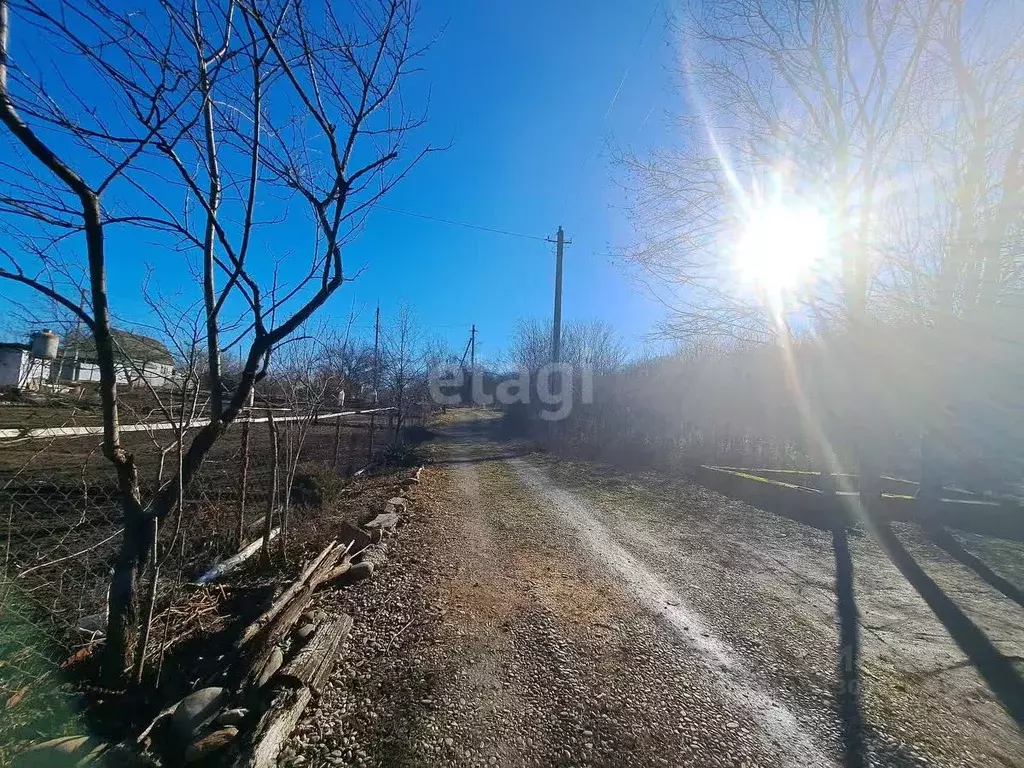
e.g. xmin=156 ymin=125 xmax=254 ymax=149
xmin=277 ymin=615 xmax=353 ymax=695
xmin=241 ymin=550 xmax=348 ymax=691
xmin=195 ymin=529 xmax=280 ymax=585
xmin=237 ymin=542 xmax=342 ymax=648
xmin=236 ymin=687 xmax=312 ymax=768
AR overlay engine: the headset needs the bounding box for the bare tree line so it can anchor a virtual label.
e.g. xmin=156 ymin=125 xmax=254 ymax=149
xmin=621 ymin=0 xmax=1023 ymax=338
xmin=594 ymin=0 xmax=1024 ymax=484
xmin=0 ymin=0 xmax=433 ymax=683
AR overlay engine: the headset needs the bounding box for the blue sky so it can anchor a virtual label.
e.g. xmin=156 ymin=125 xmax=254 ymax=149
xmin=1 ymin=0 xmax=681 ymax=363
xmin=338 ymin=0 xmax=678 ymax=361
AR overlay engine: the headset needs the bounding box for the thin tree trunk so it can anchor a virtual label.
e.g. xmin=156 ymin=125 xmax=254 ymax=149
xmin=238 ymin=419 xmax=252 ymax=547
xmin=261 ymin=412 xmax=279 ymax=566
xmin=133 ymin=518 xmax=160 ymax=684
xmin=332 ymin=415 xmax=343 ymax=470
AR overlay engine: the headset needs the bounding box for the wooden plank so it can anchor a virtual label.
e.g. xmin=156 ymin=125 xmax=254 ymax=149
xmin=241 ymin=551 xmax=349 ymax=692
xmin=278 ymin=615 xmax=354 ymax=695
xmin=0 ymin=407 xmax=396 ymax=443
xmin=237 ymin=543 xmax=341 ymax=648
xmin=195 ymin=529 xmax=280 ymax=585
xmin=237 ymin=687 xmax=312 ymax=768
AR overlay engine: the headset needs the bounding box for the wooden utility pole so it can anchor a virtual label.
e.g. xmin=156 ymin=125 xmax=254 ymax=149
xmin=549 ymin=226 xmax=568 ymax=363
xmin=470 ymin=324 xmax=476 ymax=371
xmin=369 ymin=303 xmax=380 ymax=458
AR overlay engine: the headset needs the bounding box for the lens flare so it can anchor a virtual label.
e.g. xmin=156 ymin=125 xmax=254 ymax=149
xmin=734 ymin=203 xmax=831 ymax=296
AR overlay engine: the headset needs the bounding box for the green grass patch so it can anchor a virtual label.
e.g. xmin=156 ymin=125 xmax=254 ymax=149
xmin=0 ymin=584 xmax=87 ymax=761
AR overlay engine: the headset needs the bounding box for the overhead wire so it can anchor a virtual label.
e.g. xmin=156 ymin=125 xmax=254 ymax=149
xmin=376 ymin=205 xmax=547 ymax=242
xmin=559 ymin=0 xmax=662 ymax=230
xmin=374 ymin=6 xmax=661 ymax=249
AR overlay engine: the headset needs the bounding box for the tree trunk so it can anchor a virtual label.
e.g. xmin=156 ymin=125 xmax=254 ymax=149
xmin=238 ymin=419 xmax=252 ymax=548
xmin=104 ymin=464 xmax=146 ymax=686
xmin=132 ymin=518 xmax=161 ymax=684
xmin=261 ymin=412 xmax=279 ymax=566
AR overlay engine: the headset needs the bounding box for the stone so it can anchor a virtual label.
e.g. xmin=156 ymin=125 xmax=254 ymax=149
xmin=16 ymin=736 xmax=107 ymax=766
xmin=172 ymin=688 xmax=228 ymax=740
xmin=217 ymin=708 xmax=249 ymax=726
xmin=257 ymin=647 xmax=285 ymax=688
xmin=185 ymin=727 xmax=238 ymax=763
xmin=385 ymin=497 xmax=409 ymax=513
xmin=328 ymin=561 xmax=373 ymax=588
xmin=338 ymin=522 xmax=373 ymax=555
xmin=295 ymin=623 xmax=316 ymax=642
xmin=363 ymin=511 xmax=399 ymax=530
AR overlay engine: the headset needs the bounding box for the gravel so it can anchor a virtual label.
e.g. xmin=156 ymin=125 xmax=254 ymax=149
xmin=279 ymin=413 xmax=1023 ymax=768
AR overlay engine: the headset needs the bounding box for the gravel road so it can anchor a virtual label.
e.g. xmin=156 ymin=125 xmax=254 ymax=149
xmin=282 ymin=411 xmax=1024 ymax=768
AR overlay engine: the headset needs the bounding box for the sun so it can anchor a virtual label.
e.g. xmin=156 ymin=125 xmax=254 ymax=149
xmin=734 ymin=202 xmax=831 ymax=296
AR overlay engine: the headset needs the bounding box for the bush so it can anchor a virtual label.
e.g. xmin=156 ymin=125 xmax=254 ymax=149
xmin=377 ymin=441 xmax=427 ymax=469
xmin=289 ymin=462 xmax=343 ymax=508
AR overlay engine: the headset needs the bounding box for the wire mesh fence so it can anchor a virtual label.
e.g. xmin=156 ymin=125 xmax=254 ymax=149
xmin=0 ymin=401 xmax=416 ymax=753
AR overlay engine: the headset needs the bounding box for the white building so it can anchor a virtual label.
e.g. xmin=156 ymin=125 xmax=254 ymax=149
xmin=0 ymin=343 xmax=54 ymax=390
xmin=56 ymin=329 xmax=176 ymax=389
xmin=0 ymin=329 xmax=175 ymax=391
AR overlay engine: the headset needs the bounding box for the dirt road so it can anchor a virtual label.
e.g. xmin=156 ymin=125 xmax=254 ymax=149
xmin=285 ymin=411 xmax=1024 ymax=768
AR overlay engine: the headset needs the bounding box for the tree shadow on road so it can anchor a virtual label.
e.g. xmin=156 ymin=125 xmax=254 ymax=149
xmin=924 ymin=525 xmax=1024 ymax=610
xmin=433 ymin=452 xmax=530 ymax=466
xmin=872 ymin=521 xmax=1024 ymax=726
xmin=833 ymin=526 xmax=865 ymax=768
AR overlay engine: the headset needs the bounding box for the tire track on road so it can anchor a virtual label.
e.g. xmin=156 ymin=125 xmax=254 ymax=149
xmin=510 ymin=456 xmax=834 ymax=768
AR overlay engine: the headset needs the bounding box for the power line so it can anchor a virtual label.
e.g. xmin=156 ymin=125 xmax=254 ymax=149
xmin=377 ymin=205 xmax=547 ymax=242
xmin=559 ymin=0 xmax=662 ymax=226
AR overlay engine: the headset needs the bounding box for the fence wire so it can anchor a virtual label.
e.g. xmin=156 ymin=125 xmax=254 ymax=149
xmin=0 ymin=403 xmax=412 ymax=754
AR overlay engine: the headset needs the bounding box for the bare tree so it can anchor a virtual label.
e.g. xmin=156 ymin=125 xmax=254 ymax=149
xmin=381 ymin=303 xmax=424 ymax=439
xmin=506 ymin=318 xmax=626 ymax=374
xmin=619 ymin=0 xmax=942 ymax=339
xmin=271 ymin=338 xmax=336 ymax=558
xmin=0 ymin=0 xmax=432 ymax=682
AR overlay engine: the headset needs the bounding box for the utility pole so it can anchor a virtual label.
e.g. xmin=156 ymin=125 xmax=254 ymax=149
xmin=369 ymin=303 xmax=380 ymax=458
xmin=546 ymin=226 xmax=569 ymax=447
xmin=459 ymin=325 xmax=476 ymax=408
xmin=548 ymin=226 xmax=569 ymax=364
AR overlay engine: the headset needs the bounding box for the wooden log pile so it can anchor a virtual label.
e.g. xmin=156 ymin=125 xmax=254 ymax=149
xmin=128 ymin=464 xmax=424 ymax=767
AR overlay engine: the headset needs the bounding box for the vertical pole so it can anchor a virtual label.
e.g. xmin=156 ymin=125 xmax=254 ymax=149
xmin=469 ymin=324 xmax=476 ymax=406
xmin=552 ymin=226 xmax=564 ymax=364
xmin=237 ymin=387 xmax=254 ymax=547
xmin=369 ymin=303 xmax=380 ymax=459
xmin=332 ymin=412 xmax=343 ymax=470
xmin=261 ymin=410 xmax=279 ymax=565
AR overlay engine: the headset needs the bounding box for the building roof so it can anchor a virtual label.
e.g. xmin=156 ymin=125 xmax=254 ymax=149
xmin=0 ymin=342 xmax=30 ymax=351
xmin=63 ymin=329 xmax=175 ymax=366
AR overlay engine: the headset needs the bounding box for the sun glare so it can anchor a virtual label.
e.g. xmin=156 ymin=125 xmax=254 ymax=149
xmin=734 ymin=203 xmax=831 ymax=296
